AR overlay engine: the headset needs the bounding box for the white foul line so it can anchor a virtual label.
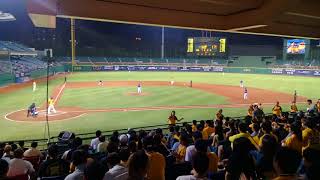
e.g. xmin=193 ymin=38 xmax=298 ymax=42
xmin=54 ymin=83 xmax=66 ymax=105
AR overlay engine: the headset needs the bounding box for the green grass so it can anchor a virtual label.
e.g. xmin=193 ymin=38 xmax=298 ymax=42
xmin=59 ymin=86 xmax=227 ymax=108
xmin=0 ymin=72 xmax=319 ymax=141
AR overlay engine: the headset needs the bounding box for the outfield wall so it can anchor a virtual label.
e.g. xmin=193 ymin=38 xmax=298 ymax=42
xmin=72 ymin=65 xmax=320 ymax=77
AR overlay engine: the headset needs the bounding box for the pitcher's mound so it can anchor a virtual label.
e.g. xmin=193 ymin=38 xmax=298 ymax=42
xmin=125 ymin=92 xmax=151 ymax=96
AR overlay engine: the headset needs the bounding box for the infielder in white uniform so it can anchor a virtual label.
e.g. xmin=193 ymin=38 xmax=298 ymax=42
xmin=33 ymin=81 xmax=37 ymax=92
xmin=170 ymin=80 xmax=174 ymax=86
xmin=240 ymin=80 xmax=244 ymax=88
xmin=137 ymin=83 xmax=142 ymax=94
xmin=243 ymin=87 xmax=248 ymax=100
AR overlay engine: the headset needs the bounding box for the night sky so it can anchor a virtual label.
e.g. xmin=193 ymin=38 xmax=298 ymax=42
xmin=0 ymin=0 xmax=315 ymax=57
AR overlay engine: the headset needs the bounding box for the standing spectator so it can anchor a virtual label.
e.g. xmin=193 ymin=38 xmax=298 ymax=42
xmin=215 ymin=109 xmax=224 ymax=121
xmin=103 ymin=152 xmax=128 ymax=180
xmin=91 ymin=130 xmax=102 ymax=151
xmin=272 ymin=101 xmax=282 ymax=118
xmin=143 ymin=136 xmax=166 ymax=180
xmin=97 ymin=136 xmax=108 ymax=153
xmin=7 ymin=149 xmax=35 ymax=177
xmin=64 ymin=150 xmax=87 ymax=180
xmin=176 ymin=152 xmax=209 ymax=180
xmin=273 ymin=147 xmax=301 ymax=180
xmin=38 ymin=144 xmax=69 ymax=178
xmin=127 ymin=150 xmax=149 ymax=180
xmin=251 ymin=135 xmax=278 ymax=179
xmin=282 ymin=122 xmax=303 ymax=153
xmin=225 ymin=137 xmax=257 ymax=180
xmin=195 ymin=140 xmax=218 ymax=174
xmin=0 ymin=159 xmax=10 ymax=180
xmin=23 ymin=142 xmax=41 ymax=157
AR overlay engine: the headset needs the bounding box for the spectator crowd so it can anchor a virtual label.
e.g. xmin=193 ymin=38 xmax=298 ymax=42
xmin=1 ymin=100 xmax=320 ymax=180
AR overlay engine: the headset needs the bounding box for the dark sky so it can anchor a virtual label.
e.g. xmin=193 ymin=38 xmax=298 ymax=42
xmin=1 ymin=0 xmax=316 ymax=57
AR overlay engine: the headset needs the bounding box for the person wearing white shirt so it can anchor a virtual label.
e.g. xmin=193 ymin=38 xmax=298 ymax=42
xmin=97 ymin=136 xmax=108 ymax=153
xmin=23 ymin=142 xmax=41 ymax=158
xmin=185 ymin=131 xmax=202 ymax=162
xmin=91 ymin=130 xmax=102 ymax=151
xmin=103 ymin=152 xmax=128 ymax=180
xmin=7 ymin=149 xmax=35 ymax=177
xmin=177 ymin=153 xmax=209 ymax=180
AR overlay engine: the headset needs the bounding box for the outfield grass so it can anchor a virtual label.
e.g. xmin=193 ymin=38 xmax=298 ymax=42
xmin=0 ymin=72 xmax=319 ymax=141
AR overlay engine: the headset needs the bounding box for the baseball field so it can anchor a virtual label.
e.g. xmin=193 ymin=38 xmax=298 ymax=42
xmin=0 ymin=71 xmax=319 ymax=141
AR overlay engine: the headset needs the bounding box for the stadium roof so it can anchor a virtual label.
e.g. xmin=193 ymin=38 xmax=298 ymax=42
xmin=27 ymin=0 xmax=320 ymax=39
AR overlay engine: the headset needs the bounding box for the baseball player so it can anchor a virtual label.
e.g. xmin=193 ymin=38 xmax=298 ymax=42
xmin=32 ymin=81 xmax=37 ymax=92
xmin=48 ymin=97 xmax=57 ymax=114
xmin=98 ymin=80 xmax=103 ymax=86
xmin=243 ymin=87 xmax=248 ymax=100
xmin=170 ymin=80 xmax=175 ymax=86
xmin=27 ymin=103 xmax=38 ymax=117
xmin=137 ymin=83 xmax=142 ymax=94
xmin=240 ymin=80 xmax=244 ymax=88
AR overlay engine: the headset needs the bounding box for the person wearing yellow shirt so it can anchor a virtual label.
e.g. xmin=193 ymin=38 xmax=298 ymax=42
xmin=143 ymin=136 xmax=166 ymax=180
xmin=250 ymin=123 xmax=260 ymax=146
xmin=167 ymin=111 xmax=183 ymax=126
xmin=47 ymin=97 xmax=56 ymax=114
xmin=259 ymin=121 xmax=278 ymax=145
xmin=272 ymin=101 xmax=282 ymax=117
xmin=191 ymin=120 xmax=197 ymax=132
xmin=173 ymin=135 xmax=188 ymax=163
xmin=229 ymin=122 xmax=259 ymax=150
xmin=302 ymin=118 xmax=320 ymax=150
xmin=282 ymin=122 xmax=303 ymax=153
xmin=203 ymin=120 xmax=215 ymax=138
xmin=215 ymin=109 xmax=224 ymax=121
xmin=290 ymin=101 xmax=298 ymax=113
xmin=316 ymin=99 xmax=320 ymax=114
xmin=195 ymin=139 xmax=218 ymax=174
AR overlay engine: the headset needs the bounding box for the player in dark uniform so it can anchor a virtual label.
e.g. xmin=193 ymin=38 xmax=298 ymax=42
xmin=27 ymin=103 xmax=38 ymax=117
xmin=190 ymin=80 xmax=193 ymax=88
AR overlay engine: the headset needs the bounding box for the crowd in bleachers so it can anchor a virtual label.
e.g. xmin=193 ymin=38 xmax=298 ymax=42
xmin=1 ymin=100 xmax=320 ymax=180
xmin=10 ymin=56 xmax=47 ymax=77
xmin=0 ymin=41 xmax=34 ymax=53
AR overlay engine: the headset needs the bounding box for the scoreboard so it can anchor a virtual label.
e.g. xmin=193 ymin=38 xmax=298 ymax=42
xmin=187 ymin=37 xmax=227 ymax=57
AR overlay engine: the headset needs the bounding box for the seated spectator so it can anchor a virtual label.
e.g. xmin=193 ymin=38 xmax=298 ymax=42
xmin=259 ymin=121 xmax=278 ymax=145
xmin=228 ymin=122 xmax=259 ymax=150
xmin=2 ymin=145 xmax=13 ymax=163
xmin=7 ymin=148 xmax=35 ymax=177
xmin=18 ymin=141 xmax=28 ymax=152
xmin=203 ymin=120 xmax=215 ymax=138
xmin=301 ymin=147 xmax=320 ymax=180
xmin=62 ymin=137 xmax=83 ymax=162
xmin=211 ymin=124 xmax=226 ymax=150
xmin=91 ymin=130 xmax=102 ymax=151
xmin=273 ymin=147 xmax=301 ymax=180
xmin=106 ymin=142 xmax=118 ymax=154
xmin=185 ymin=131 xmax=202 ymax=162
xmin=301 ymin=118 xmax=319 ymax=150
xmin=153 ymin=134 xmax=169 ymax=157
xmin=0 ymin=159 xmax=10 ymax=180
xmin=23 ymin=141 xmax=41 ymax=158
xmin=282 ymin=122 xmax=303 ymax=153
xmin=103 ymin=152 xmax=128 ymax=180
xmin=192 ymin=120 xmax=197 ymax=132
xmin=176 ymin=152 xmax=209 ymax=180
xmin=119 ymin=148 xmax=130 ymax=167
xmin=251 ymin=134 xmax=278 ymax=179
xmin=85 ymin=160 xmax=107 ymax=180
xmin=195 ymin=139 xmax=218 ymax=174
xmin=250 ymin=123 xmax=260 ymax=145
xmin=65 ymin=150 xmax=87 ymax=180
xmin=127 ymin=150 xmax=149 ymax=180
xmin=225 ymin=137 xmax=257 ymax=180
xmin=97 ymin=135 xmax=108 ymax=153
xmin=38 ymin=144 xmax=69 ymax=178
xmin=143 ymin=136 xmax=165 ymax=180
xmin=173 ymin=134 xmax=189 ymax=163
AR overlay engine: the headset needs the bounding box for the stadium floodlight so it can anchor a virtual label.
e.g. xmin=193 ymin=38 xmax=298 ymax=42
xmin=0 ymin=11 xmax=16 ymax=22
